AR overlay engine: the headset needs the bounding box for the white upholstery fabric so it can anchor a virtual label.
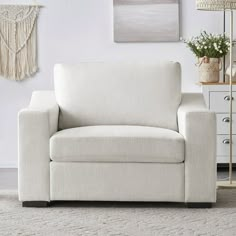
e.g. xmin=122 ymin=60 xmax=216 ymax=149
xmin=50 ymin=126 xmax=185 ymax=163
xmin=54 ymin=62 xmax=181 ymax=131
xmin=18 ymin=91 xmax=59 ymax=201
xmin=178 ymin=93 xmax=216 ymax=203
xmin=18 ymin=64 xmax=217 ymax=204
xmin=50 ymin=162 xmax=185 ymax=202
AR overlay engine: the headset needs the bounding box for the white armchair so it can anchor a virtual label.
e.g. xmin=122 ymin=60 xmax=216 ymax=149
xmin=18 ymin=62 xmax=216 ymax=207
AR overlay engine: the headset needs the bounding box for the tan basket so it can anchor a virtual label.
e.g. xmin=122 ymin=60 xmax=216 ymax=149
xmin=198 ymin=57 xmax=222 ymax=83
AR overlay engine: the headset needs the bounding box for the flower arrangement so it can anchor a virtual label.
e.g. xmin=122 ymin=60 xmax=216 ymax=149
xmin=185 ymin=31 xmax=230 ymax=58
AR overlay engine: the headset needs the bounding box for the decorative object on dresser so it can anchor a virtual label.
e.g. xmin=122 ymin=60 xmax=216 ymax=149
xmin=197 ymin=0 xmax=236 ymax=188
xmin=185 ymin=31 xmax=230 ymax=83
xmin=226 ymin=63 xmax=236 ymax=82
xmin=0 ymin=4 xmax=41 ymax=81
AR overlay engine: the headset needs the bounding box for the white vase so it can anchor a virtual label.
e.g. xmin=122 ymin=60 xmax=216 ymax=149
xmin=198 ymin=57 xmax=221 ymax=83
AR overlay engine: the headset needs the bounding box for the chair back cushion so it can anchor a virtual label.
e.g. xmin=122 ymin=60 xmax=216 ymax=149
xmin=54 ymin=62 xmax=181 ymax=130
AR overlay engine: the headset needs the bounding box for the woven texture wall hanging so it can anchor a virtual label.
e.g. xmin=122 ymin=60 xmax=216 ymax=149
xmin=0 ymin=5 xmax=40 ymax=80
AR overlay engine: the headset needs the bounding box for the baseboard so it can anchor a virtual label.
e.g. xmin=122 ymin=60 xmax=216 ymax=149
xmin=0 ymin=162 xmax=18 ymax=168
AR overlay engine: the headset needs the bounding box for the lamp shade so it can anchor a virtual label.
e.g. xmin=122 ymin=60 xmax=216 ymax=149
xmin=196 ymin=0 xmax=236 ymax=10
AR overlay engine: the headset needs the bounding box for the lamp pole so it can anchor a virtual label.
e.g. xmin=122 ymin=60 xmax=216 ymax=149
xmin=229 ymin=9 xmax=233 ymax=184
xmin=218 ymin=8 xmax=236 ymax=188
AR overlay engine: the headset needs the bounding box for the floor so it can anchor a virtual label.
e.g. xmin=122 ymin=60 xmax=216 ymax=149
xmin=0 ymin=168 xmax=236 ymax=190
xmin=0 ymin=188 xmax=236 ymax=235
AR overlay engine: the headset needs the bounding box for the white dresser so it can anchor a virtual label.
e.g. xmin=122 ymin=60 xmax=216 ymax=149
xmin=202 ymin=83 xmax=236 ymax=164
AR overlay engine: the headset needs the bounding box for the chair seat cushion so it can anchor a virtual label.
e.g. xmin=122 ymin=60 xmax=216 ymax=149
xmin=50 ymin=126 xmax=185 ymax=163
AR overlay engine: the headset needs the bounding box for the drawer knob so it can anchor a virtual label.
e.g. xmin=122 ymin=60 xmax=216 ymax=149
xmin=222 ymin=139 xmax=230 ymax=144
xmin=222 ymin=117 xmax=230 ymax=123
xmin=224 ymin=95 xmax=234 ymax=101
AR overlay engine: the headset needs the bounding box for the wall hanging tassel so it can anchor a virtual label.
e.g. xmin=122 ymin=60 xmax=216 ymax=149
xmin=0 ymin=5 xmax=40 ymax=80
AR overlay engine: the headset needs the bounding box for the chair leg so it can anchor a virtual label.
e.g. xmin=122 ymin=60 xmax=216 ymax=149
xmin=22 ymin=201 xmax=50 ymax=207
xmin=186 ymin=203 xmax=212 ymax=208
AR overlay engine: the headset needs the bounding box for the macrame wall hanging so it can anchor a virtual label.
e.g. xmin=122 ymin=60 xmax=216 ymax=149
xmin=0 ymin=5 xmax=40 ymax=81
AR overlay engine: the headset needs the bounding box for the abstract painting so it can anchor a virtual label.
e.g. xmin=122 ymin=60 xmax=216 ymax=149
xmin=113 ymin=0 xmax=180 ymax=42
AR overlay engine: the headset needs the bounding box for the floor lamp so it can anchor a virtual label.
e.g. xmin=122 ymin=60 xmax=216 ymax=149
xmin=196 ymin=0 xmax=236 ymax=188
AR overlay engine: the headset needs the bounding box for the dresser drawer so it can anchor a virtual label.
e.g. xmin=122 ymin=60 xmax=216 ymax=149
xmin=217 ymin=135 xmax=236 ymax=156
xmin=210 ymin=92 xmax=236 ymax=112
xmin=216 ymin=114 xmax=236 ymax=134
xmin=217 ymin=156 xmax=236 ymax=163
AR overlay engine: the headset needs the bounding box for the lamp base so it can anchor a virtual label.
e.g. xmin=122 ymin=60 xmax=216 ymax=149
xmin=217 ymin=181 xmax=236 ymax=189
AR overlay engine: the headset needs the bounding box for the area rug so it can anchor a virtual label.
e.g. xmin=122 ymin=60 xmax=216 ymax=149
xmin=0 ymin=189 xmax=236 ymax=236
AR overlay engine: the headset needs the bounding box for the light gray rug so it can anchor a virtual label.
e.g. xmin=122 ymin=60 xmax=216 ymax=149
xmin=0 ymin=190 xmax=236 ymax=236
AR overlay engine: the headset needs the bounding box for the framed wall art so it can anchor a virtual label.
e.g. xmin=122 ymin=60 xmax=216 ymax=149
xmin=113 ymin=0 xmax=180 ymax=42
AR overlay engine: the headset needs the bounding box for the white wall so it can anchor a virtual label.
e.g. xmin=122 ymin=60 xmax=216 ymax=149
xmin=0 ymin=0 xmax=223 ymax=167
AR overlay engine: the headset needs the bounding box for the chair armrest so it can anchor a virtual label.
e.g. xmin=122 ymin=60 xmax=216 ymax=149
xmin=18 ymin=91 xmax=59 ymax=201
xmin=178 ymin=93 xmax=216 ymax=203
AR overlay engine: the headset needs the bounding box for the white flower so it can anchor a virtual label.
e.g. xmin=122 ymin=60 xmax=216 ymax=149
xmin=204 ymin=46 xmax=208 ymax=49
xmin=213 ymin=43 xmax=219 ymax=50
xmin=203 ymin=42 xmax=206 ymax=45
xmin=220 ymin=50 xmax=223 ymax=53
